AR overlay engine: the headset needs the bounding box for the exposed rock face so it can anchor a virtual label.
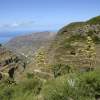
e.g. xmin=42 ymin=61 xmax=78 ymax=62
xmin=0 ymin=45 xmax=26 ymax=80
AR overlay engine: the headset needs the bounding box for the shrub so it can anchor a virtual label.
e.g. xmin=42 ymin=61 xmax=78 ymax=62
xmin=52 ymin=64 xmax=73 ymax=78
xmin=77 ymin=70 xmax=100 ymax=99
xmin=27 ymin=73 xmax=34 ymax=79
xmin=41 ymin=75 xmax=80 ymax=100
xmin=15 ymin=77 xmax=42 ymax=95
xmin=42 ymin=70 xmax=100 ymax=100
xmin=0 ymin=77 xmax=43 ymax=100
xmin=12 ymin=92 xmax=36 ymax=100
xmin=42 ymin=76 xmax=69 ymax=100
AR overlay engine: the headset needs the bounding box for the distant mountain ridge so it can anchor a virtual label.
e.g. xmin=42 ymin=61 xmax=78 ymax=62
xmin=0 ymin=30 xmax=35 ymax=43
xmin=6 ymin=31 xmax=56 ymax=58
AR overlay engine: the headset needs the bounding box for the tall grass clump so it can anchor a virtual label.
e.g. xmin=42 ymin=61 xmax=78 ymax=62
xmin=0 ymin=76 xmax=43 ymax=100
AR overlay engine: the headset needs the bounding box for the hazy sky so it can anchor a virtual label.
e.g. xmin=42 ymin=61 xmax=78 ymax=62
xmin=0 ymin=0 xmax=100 ymax=31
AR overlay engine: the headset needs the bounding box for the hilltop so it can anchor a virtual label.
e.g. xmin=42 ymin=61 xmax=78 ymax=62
xmin=87 ymin=16 xmax=100 ymax=24
xmin=47 ymin=16 xmax=100 ymax=69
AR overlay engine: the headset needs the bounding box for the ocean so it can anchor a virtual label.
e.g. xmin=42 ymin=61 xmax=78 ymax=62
xmin=0 ymin=37 xmax=11 ymax=43
xmin=0 ymin=30 xmax=34 ymax=44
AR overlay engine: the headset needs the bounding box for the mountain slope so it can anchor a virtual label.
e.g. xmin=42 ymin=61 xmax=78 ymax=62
xmin=6 ymin=31 xmax=56 ymax=58
xmin=87 ymin=16 xmax=100 ymax=24
xmin=48 ymin=16 xmax=100 ymax=69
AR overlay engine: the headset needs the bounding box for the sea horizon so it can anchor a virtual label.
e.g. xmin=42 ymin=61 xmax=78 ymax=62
xmin=0 ymin=30 xmax=36 ymax=43
xmin=0 ymin=30 xmax=56 ymax=44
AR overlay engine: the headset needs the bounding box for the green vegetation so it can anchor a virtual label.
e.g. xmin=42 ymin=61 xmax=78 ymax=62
xmin=58 ymin=22 xmax=85 ymax=35
xmin=52 ymin=64 xmax=73 ymax=78
xmin=87 ymin=16 xmax=100 ymax=24
xmin=1 ymin=69 xmax=100 ymax=100
xmin=0 ymin=77 xmax=42 ymax=100
xmin=42 ymin=70 xmax=100 ymax=100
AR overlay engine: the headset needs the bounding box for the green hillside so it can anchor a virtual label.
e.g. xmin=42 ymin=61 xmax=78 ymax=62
xmin=87 ymin=16 xmax=100 ymax=24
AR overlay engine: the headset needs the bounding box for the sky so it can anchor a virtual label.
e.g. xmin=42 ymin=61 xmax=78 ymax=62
xmin=0 ymin=0 xmax=100 ymax=42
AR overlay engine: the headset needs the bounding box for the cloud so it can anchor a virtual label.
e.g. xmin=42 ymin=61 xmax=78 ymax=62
xmin=0 ymin=21 xmax=34 ymax=29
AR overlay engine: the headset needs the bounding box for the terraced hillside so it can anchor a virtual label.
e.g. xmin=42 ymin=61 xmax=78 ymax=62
xmin=48 ymin=16 xmax=100 ymax=70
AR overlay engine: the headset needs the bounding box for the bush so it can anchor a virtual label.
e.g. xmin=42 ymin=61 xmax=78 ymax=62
xmin=42 ymin=75 xmax=80 ymax=100
xmin=14 ymin=77 xmax=42 ymax=95
xmin=77 ymin=70 xmax=100 ymax=99
xmin=0 ymin=86 xmax=14 ymax=100
xmin=42 ymin=76 xmax=69 ymax=100
xmin=27 ymin=73 xmax=34 ymax=79
xmin=12 ymin=92 xmax=36 ymax=100
xmin=42 ymin=70 xmax=100 ymax=100
xmin=52 ymin=64 xmax=73 ymax=78
xmin=0 ymin=77 xmax=43 ymax=100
